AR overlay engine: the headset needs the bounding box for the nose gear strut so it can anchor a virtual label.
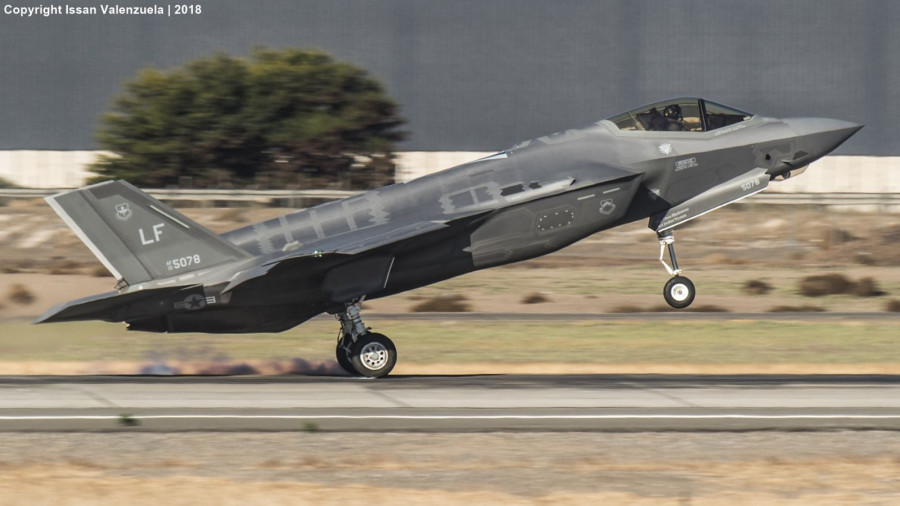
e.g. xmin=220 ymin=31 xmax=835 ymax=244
xmin=657 ymin=230 xmax=696 ymax=309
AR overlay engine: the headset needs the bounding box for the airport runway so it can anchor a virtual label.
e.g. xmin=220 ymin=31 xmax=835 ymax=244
xmin=344 ymin=312 xmax=900 ymax=322
xmin=2 ymin=374 xmax=900 ymax=432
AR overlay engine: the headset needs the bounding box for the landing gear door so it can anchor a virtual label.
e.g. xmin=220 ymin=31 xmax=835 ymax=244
xmin=322 ymin=255 xmax=394 ymax=303
xmin=650 ymin=167 xmax=769 ymax=233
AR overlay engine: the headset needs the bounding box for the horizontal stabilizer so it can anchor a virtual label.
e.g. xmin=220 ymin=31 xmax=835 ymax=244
xmin=47 ymin=181 xmax=250 ymax=285
xmin=35 ymin=285 xmax=194 ymax=324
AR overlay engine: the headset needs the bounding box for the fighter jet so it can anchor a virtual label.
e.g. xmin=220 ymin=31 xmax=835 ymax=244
xmin=37 ymin=97 xmax=861 ymax=377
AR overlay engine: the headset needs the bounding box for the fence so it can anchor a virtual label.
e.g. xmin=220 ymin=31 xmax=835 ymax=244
xmin=3 ymin=187 xmax=898 ymax=213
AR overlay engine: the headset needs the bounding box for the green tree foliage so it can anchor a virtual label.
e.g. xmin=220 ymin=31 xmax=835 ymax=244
xmin=90 ymin=48 xmax=405 ymax=189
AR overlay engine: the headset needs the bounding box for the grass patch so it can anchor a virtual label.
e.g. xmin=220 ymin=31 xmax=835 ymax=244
xmin=851 ymin=277 xmax=885 ymax=297
xmin=798 ymin=274 xmax=854 ymax=297
xmin=6 ymin=284 xmax=35 ymax=305
xmin=118 ymin=414 xmax=140 ymax=427
xmin=3 ymin=318 xmax=900 ymax=365
xmin=521 ymin=292 xmax=551 ymax=304
xmin=610 ymin=304 xmax=729 ymax=313
xmin=798 ymin=274 xmax=885 ymax=298
xmin=609 ymin=305 xmax=645 ymax=313
xmin=742 ymin=280 xmax=773 ymax=295
xmin=47 ymin=260 xmax=84 ymax=275
xmin=411 ymin=294 xmax=472 ymax=312
xmin=767 ymin=305 xmax=826 ymax=313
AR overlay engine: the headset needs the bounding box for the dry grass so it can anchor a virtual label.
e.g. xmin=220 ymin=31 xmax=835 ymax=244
xmin=742 ymin=279 xmax=772 ymax=295
xmin=521 ymin=292 xmax=551 ymax=304
xmin=215 ymin=208 xmax=250 ymax=224
xmin=687 ymin=305 xmax=731 ymax=313
xmin=821 ymin=227 xmax=858 ymax=248
xmin=610 ymin=304 xmax=730 ymax=313
xmin=91 ymin=265 xmax=110 ymax=277
xmin=854 ymin=252 xmax=878 ymax=265
xmin=410 ymin=294 xmax=472 ymax=312
xmin=850 ymin=277 xmax=885 ymax=297
xmin=798 ymin=274 xmax=854 ymax=297
xmin=703 ymin=253 xmax=749 ymax=265
xmin=798 ymin=274 xmax=887 ymax=297
xmin=6 ymin=283 xmax=35 ymax=305
xmin=1 ymin=260 xmax=35 ymax=274
xmin=1 ymin=433 xmax=899 ymax=506
xmin=609 ymin=305 xmax=646 ymax=313
xmin=47 ymin=259 xmax=83 ymax=275
xmin=767 ymin=305 xmax=826 ymax=313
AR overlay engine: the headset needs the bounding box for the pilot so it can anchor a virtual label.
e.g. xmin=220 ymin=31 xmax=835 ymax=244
xmin=663 ymin=104 xmax=686 ymax=131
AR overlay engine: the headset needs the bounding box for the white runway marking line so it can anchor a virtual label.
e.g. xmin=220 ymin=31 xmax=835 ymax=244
xmin=3 ymin=414 xmax=900 ymax=421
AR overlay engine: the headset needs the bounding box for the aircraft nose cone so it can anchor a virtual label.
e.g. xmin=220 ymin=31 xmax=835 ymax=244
xmin=784 ymin=117 xmax=863 ymax=155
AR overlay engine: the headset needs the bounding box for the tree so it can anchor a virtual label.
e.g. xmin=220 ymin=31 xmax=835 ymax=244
xmin=89 ymin=48 xmax=405 ymax=189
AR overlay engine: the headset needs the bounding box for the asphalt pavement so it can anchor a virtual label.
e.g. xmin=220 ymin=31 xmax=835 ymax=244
xmin=2 ymin=374 xmax=900 ymax=432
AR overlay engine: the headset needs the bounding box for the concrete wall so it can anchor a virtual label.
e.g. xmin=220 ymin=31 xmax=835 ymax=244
xmin=764 ymin=157 xmax=900 ymax=195
xmin=0 ymin=151 xmax=102 ymax=188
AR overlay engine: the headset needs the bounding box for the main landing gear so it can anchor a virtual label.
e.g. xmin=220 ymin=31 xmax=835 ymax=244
xmin=335 ymin=299 xmax=397 ymax=378
xmin=657 ymin=230 xmax=696 ymax=309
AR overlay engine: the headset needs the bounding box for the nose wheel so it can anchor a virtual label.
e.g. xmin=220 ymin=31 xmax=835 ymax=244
xmin=663 ymin=275 xmax=695 ymax=309
xmin=658 ymin=231 xmax=695 ymax=309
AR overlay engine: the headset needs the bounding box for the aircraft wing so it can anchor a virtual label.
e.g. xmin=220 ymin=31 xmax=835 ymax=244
xmin=221 ymin=209 xmax=493 ymax=294
xmin=304 ymin=217 xmax=477 ymax=256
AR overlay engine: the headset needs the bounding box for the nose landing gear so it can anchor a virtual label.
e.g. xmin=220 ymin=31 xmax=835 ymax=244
xmin=658 ymin=231 xmax=696 ymax=309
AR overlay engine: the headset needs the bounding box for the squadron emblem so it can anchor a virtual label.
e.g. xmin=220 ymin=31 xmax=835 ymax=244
xmin=114 ymin=203 xmax=132 ymax=221
xmin=599 ymin=199 xmax=616 ymax=215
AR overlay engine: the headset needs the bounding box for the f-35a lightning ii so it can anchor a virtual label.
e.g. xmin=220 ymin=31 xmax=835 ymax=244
xmin=38 ymin=98 xmax=861 ymax=377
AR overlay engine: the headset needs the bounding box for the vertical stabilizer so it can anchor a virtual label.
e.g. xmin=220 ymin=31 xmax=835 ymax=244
xmin=47 ymin=180 xmax=250 ymax=285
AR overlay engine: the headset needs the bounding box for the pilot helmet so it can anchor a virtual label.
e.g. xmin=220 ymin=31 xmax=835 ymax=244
xmin=664 ymin=104 xmax=683 ymax=120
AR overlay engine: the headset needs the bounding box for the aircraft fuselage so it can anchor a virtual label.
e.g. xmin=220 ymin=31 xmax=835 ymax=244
xmin=38 ymin=98 xmax=862 ymax=347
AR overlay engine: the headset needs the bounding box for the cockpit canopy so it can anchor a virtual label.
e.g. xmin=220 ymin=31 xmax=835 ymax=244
xmin=609 ymin=98 xmax=752 ymax=132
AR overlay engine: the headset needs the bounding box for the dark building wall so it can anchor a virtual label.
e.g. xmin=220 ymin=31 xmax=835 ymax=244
xmin=0 ymin=0 xmax=896 ymax=154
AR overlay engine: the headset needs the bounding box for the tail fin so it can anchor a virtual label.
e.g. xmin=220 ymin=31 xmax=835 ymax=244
xmin=47 ymin=180 xmax=250 ymax=285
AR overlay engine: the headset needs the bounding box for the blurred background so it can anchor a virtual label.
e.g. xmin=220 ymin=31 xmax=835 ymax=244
xmin=1 ymin=0 xmax=899 ymax=191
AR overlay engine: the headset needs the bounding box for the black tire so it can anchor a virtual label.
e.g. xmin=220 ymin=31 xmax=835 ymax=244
xmin=350 ymin=332 xmax=397 ymax=378
xmin=335 ymin=336 xmax=357 ymax=375
xmin=663 ymin=276 xmax=695 ymax=309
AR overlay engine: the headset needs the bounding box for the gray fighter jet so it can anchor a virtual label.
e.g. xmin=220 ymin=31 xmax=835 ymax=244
xmin=37 ymin=98 xmax=861 ymax=377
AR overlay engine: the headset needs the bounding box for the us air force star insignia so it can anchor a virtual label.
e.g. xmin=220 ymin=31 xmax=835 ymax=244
xmin=658 ymin=143 xmax=672 ymax=155
xmin=173 ymin=294 xmax=208 ymax=311
xmin=184 ymin=294 xmax=206 ymax=310
xmin=599 ymin=199 xmax=616 ymax=215
xmin=114 ymin=203 xmax=132 ymax=221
